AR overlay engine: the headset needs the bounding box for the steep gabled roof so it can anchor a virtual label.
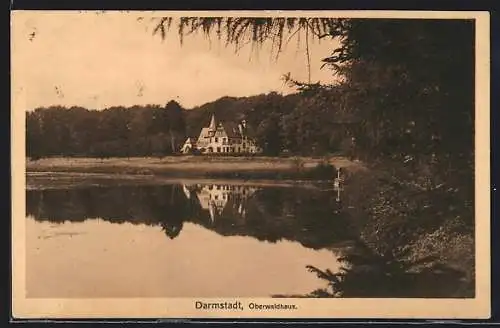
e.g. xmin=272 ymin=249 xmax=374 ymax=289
xmin=198 ymin=127 xmax=213 ymax=139
xmin=208 ymin=114 xmax=216 ymax=130
xmin=196 ymin=114 xmax=260 ymax=141
xmin=184 ymin=137 xmax=198 ymax=144
xmin=220 ymin=121 xmax=242 ymax=138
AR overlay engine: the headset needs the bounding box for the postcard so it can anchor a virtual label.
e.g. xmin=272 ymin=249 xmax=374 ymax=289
xmin=11 ymin=10 xmax=491 ymax=319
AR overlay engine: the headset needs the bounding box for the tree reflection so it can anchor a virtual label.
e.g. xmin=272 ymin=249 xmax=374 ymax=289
xmin=26 ymin=183 xmax=353 ymax=249
xmin=160 ymin=220 xmax=183 ymax=239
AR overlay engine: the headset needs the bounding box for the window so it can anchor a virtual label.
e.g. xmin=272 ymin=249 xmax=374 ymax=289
xmin=217 ymin=147 xmax=221 ymax=152
xmin=215 ymin=137 xmax=218 ymax=142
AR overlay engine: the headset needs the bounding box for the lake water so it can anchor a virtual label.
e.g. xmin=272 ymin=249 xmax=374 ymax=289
xmin=25 ymin=180 xmax=352 ymax=298
xmin=25 ymin=175 xmax=473 ymax=298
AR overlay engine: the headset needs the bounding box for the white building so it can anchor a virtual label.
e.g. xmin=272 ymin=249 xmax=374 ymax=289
xmin=180 ymin=114 xmax=261 ymax=155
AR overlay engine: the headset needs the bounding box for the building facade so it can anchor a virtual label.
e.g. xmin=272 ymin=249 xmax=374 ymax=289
xmin=180 ymin=114 xmax=261 ymax=155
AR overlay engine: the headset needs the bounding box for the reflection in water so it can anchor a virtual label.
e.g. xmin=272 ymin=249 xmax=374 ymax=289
xmin=26 ymin=183 xmax=351 ymax=249
xmin=25 ymin=180 xmax=472 ymax=298
xmin=187 ymin=184 xmax=258 ymax=223
xmin=26 ymin=182 xmax=352 ymax=298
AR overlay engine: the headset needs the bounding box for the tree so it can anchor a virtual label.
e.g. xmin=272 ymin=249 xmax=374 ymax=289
xmin=164 ymin=100 xmax=186 ymax=154
xmin=323 ymin=19 xmax=474 ymax=166
xmin=255 ymin=113 xmax=282 ymax=155
xmin=26 ymin=110 xmax=43 ymax=159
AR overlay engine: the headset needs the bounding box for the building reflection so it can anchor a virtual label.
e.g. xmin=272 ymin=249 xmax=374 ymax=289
xmin=183 ymin=184 xmax=259 ymax=223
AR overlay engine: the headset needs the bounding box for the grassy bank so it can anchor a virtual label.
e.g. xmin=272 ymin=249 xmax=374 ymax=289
xmin=341 ymin=159 xmax=475 ymax=297
xmin=26 ymin=156 xmax=366 ymax=180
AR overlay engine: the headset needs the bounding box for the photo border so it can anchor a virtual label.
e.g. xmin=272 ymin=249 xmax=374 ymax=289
xmin=10 ymin=9 xmax=492 ymax=321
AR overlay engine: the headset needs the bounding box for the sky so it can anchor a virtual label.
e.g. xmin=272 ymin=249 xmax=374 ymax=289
xmin=12 ymin=11 xmax=340 ymax=110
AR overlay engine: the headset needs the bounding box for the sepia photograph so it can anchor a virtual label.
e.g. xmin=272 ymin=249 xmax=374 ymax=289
xmin=11 ymin=10 xmax=490 ymax=319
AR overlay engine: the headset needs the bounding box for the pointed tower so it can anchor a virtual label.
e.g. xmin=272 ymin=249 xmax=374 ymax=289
xmin=208 ymin=114 xmax=216 ymax=130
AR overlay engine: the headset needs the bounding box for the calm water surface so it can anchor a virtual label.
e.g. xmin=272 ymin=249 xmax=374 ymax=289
xmin=26 ymin=180 xmax=349 ymax=298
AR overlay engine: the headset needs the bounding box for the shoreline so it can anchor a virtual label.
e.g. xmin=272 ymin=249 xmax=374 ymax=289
xmin=26 ymin=155 xmax=367 ymax=181
xmin=25 ymin=171 xmax=334 ymax=191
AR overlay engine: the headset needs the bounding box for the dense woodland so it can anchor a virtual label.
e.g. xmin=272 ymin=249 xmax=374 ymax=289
xmin=26 ymin=91 xmax=357 ymax=159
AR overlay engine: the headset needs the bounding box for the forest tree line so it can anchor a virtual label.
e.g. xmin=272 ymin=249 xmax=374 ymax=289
xmin=25 ymin=90 xmax=357 ymax=159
